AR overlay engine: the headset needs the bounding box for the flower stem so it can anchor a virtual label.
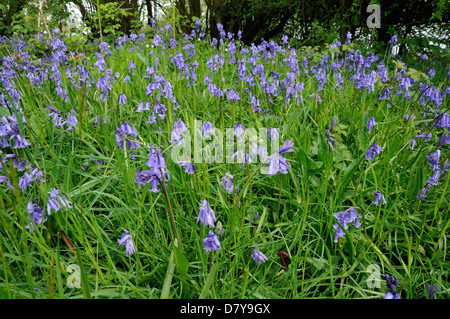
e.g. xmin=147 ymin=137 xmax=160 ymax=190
xmin=158 ymin=170 xmax=181 ymax=249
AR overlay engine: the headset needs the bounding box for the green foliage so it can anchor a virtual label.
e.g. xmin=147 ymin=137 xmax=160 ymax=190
xmin=84 ymin=2 xmax=142 ymax=41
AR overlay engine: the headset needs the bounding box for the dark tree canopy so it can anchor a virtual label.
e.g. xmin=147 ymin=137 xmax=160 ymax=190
xmin=0 ymin=0 xmax=448 ymax=56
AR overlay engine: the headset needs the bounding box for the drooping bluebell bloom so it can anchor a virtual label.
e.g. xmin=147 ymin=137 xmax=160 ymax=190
xmin=227 ymin=89 xmax=240 ymax=101
xmin=12 ymin=134 xmax=31 ymax=149
xmin=115 ymin=121 xmax=140 ymax=151
xmin=365 ymin=143 xmax=383 ymax=162
xmin=384 ymin=274 xmax=400 ymax=299
xmin=66 ymin=109 xmax=78 ymax=131
xmin=234 ymin=123 xmax=245 ymax=143
xmin=197 ymin=199 xmax=216 ymax=227
xmin=118 ymin=93 xmax=127 ymax=105
xmin=267 ymin=127 xmax=279 ymax=141
xmin=128 ymin=60 xmax=136 ymax=74
xmin=18 ymin=171 xmax=33 ymax=192
xmin=203 ymin=230 xmax=221 ymax=252
xmin=277 ymin=139 xmax=294 ymax=154
xmin=426 ymin=150 xmax=440 ymax=171
xmin=333 ymin=207 xmax=361 ymax=242
xmin=135 ymin=145 xmax=170 ymax=193
xmin=252 ymin=211 xmax=259 ymax=225
xmin=389 ymin=35 xmax=398 ymax=46
xmin=325 ymin=129 xmax=337 ymax=151
xmin=252 ymin=247 xmax=268 ymax=265
xmin=367 ymin=116 xmax=377 ymax=131
xmin=170 ymin=118 xmax=188 ymax=145
xmin=118 ymin=229 xmax=136 ymax=257
xmin=437 ymin=133 xmax=450 ymax=148
xmin=426 ymin=285 xmax=439 ymax=299
xmin=178 ymin=161 xmax=196 ymax=174
xmin=0 ymin=175 xmax=14 ymax=189
xmin=416 ymin=184 xmax=432 ymax=201
xmin=220 ymin=172 xmax=234 ymax=194
xmin=26 ymin=200 xmax=47 ymax=232
xmin=47 ymin=188 xmax=72 ymax=215
xmin=373 ymin=190 xmax=387 ymax=206
xmin=427 ymin=170 xmax=441 ymax=186
xmin=201 ymin=121 xmax=214 ymax=139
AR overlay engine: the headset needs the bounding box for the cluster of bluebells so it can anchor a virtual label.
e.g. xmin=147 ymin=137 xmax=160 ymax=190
xmin=220 ymin=172 xmax=234 ymax=194
xmin=252 ymin=247 xmax=268 ymax=265
xmin=115 ymin=121 xmax=140 ymax=151
xmin=333 ymin=207 xmax=361 ymax=242
xmin=416 ymin=149 xmax=449 ymax=201
xmin=384 ymin=274 xmax=400 ymax=299
xmin=47 ymin=105 xmax=78 ymax=131
xmin=135 ymin=144 xmax=170 ymax=193
xmin=197 ymin=199 xmax=221 ymax=252
xmin=365 ymin=143 xmax=383 ymax=162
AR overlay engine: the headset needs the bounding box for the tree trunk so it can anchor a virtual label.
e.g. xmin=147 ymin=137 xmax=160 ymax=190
xmin=145 ymin=0 xmax=153 ymax=25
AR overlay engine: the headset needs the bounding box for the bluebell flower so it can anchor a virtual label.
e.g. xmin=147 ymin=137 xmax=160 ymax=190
xmin=0 ymin=174 xmax=14 ymax=189
xmin=115 ymin=121 xmax=140 ymax=151
xmin=12 ymin=134 xmax=31 ymax=149
xmin=266 ymin=154 xmax=291 ymax=175
xmin=66 ymin=109 xmax=78 ymax=131
xmin=389 ymin=35 xmax=398 ymax=45
xmin=26 ymin=200 xmax=46 ymax=232
xmin=197 ymin=199 xmax=216 ymax=227
xmin=373 ymin=190 xmax=387 ymax=206
xmin=118 ymin=93 xmax=127 ymax=105
xmin=19 ymin=171 xmax=33 ymax=192
xmin=325 ymin=129 xmax=337 ymax=151
xmin=267 ymin=127 xmax=279 ymax=141
xmin=203 ymin=230 xmax=221 ymax=252
xmin=333 ymin=207 xmax=361 ymax=242
xmin=384 ymin=274 xmax=400 ymax=299
xmin=178 ymin=161 xmax=196 ymax=174
xmin=365 ymin=143 xmax=383 ymax=162
xmin=427 ymin=285 xmax=439 ymax=299
xmin=128 ymin=60 xmax=136 ymax=74
xmin=202 ymin=121 xmax=214 ymax=139
xmin=277 ymin=139 xmax=294 ymax=154
xmin=234 ymin=123 xmax=245 ymax=143
xmin=118 ymin=229 xmax=136 ymax=257
xmin=47 ymin=188 xmax=72 ymax=215
xmin=367 ymin=116 xmax=377 ymax=131
xmin=426 ymin=150 xmax=440 ymax=171
xmin=345 ymin=31 xmax=352 ymax=44
xmin=252 ymin=247 xmax=268 ymax=265
xmin=135 ymin=145 xmax=170 ymax=193
xmin=427 ymin=170 xmax=441 ymax=186
xmin=220 ymin=172 xmax=234 ymax=193
xmin=170 ymin=118 xmax=188 ymax=145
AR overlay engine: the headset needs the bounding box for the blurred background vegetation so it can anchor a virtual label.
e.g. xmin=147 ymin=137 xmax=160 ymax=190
xmin=0 ymin=0 xmax=449 ymax=58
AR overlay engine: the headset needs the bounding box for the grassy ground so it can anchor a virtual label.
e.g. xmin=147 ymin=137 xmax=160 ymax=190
xmin=0 ymin=25 xmax=449 ymax=299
